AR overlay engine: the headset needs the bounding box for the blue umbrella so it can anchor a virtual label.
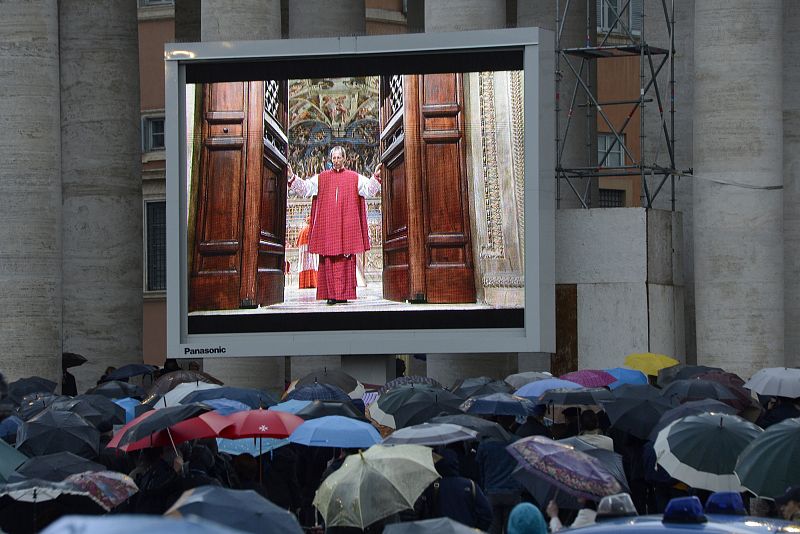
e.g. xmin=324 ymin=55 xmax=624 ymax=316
xmin=41 ymin=515 xmax=249 ymax=534
xmin=216 ymin=437 xmax=289 ymax=456
xmin=269 ymin=400 xmax=311 ymax=414
xmin=0 ymin=415 xmax=22 ymax=440
xmin=112 ymin=397 xmax=140 ymax=423
xmin=180 ymin=387 xmax=276 ymax=409
xmin=203 ymin=399 xmax=250 ymax=415
xmin=289 ymin=415 xmax=381 ymax=448
xmin=605 ymin=368 xmax=648 ymax=389
xmin=459 ymin=393 xmax=535 ymax=417
xmin=515 ymin=378 xmax=582 ymax=399
xmin=286 ymin=383 xmax=351 ymax=402
xmin=104 ymin=364 xmax=157 ymax=381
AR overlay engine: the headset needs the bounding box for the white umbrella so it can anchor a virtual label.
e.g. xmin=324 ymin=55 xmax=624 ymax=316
xmin=505 ymin=371 xmax=552 ymax=390
xmin=382 ymin=423 xmax=478 ymax=446
xmin=744 ymin=367 xmax=800 ymax=398
xmin=156 ymin=382 xmax=221 ymax=409
xmin=313 ymin=444 xmax=439 ymax=530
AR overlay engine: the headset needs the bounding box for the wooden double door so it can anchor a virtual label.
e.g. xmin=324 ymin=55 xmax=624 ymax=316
xmin=189 ymin=75 xmax=476 ymax=312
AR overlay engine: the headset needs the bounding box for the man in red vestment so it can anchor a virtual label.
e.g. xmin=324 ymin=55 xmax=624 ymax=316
xmin=288 ymin=146 xmax=381 ymax=304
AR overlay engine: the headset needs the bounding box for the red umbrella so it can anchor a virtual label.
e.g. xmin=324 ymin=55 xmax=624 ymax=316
xmin=560 ymin=370 xmax=616 ymax=388
xmin=216 ymin=409 xmax=304 ymax=439
xmin=107 ymin=408 xmax=225 ymax=452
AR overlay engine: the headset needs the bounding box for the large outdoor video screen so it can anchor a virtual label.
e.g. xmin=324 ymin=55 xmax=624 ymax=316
xmin=167 ymin=30 xmax=555 ymax=357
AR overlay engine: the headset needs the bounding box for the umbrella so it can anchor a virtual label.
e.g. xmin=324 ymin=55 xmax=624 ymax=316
xmin=539 ymin=387 xmax=611 ymax=406
xmin=452 ymin=377 xmax=512 ymax=398
xmin=507 ymin=435 xmax=624 ymax=500
xmin=112 ymin=397 xmax=141 ymax=423
xmin=62 ymin=470 xmax=138 ymax=511
xmin=144 ymin=370 xmax=223 ymax=402
xmin=0 ymin=415 xmax=22 ymax=442
xmin=513 ymin=436 xmax=628 ymax=509
xmin=114 ymin=403 xmax=212 ymax=447
xmin=61 ymin=353 xmax=87 ymax=369
xmin=504 ymin=372 xmax=553 ymax=390
xmin=602 ymin=395 xmax=675 ymax=440
xmin=661 ymin=379 xmax=739 ymax=406
xmin=459 ymin=393 xmax=535 ymax=417
xmin=654 ymin=413 xmax=762 ymax=492
xmin=165 ymin=486 xmax=302 ymax=534
xmin=658 ymin=365 xmax=725 ymax=386
xmin=16 ymin=392 xmax=69 ymax=421
xmin=604 ymin=368 xmax=648 ymax=389
xmin=514 ymin=378 xmax=581 ymax=400
xmin=0 ymin=478 xmax=107 ymax=533
xmin=7 ymin=377 xmax=57 ymax=404
xmin=16 ymin=410 xmax=100 ymax=459
xmin=216 ymin=437 xmax=289 ymax=456
xmin=623 ymin=353 xmax=679 ymax=377
xmin=0 ymin=440 xmax=27 ymax=482
xmin=47 ymin=398 xmax=112 ymax=429
xmin=384 ymin=517 xmax=480 ymax=534
xmin=215 ymin=409 xmax=305 ymax=440
xmin=313 ymin=444 xmax=439 ymax=529
xmin=735 ymin=417 xmax=800 ymax=498
xmin=72 ymin=395 xmax=127 ymax=427
xmin=202 ymin=399 xmax=251 ymax=415
xmin=379 ymin=376 xmax=444 ymax=395
xmin=695 ymin=371 xmax=754 ymax=411
xmin=289 ymin=415 xmax=381 ymax=448
xmin=153 ymin=382 xmax=221 ymax=409
xmin=369 ymin=385 xmax=463 ymax=429
xmin=428 ymin=414 xmax=516 ymax=442
xmin=382 ymin=423 xmax=478 ymax=446
xmin=41 ymin=515 xmax=250 ymax=534
xmin=608 ymin=383 xmax=664 ymax=401
xmin=13 ymin=452 xmax=104 ymax=482
xmin=648 ymin=399 xmax=739 ymax=441
xmin=180 ymin=386 xmax=277 ymax=409
xmin=294 ymin=368 xmax=365 ymax=400
xmin=104 ymin=364 xmax=157 ymax=381
xmin=285 ymin=383 xmax=351 ymax=402
xmin=744 ymin=367 xmax=800 ymax=398
xmin=86 ymin=380 xmax=144 ymax=400
xmin=295 ymin=400 xmax=368 ymax=421
xmin=560 ymin=370 xmax=617 ymax=388
xmin=269 ymin=399 xmax=311 ymax=414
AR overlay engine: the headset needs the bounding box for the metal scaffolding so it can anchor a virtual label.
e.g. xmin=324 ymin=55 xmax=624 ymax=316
xmin=555 ymin=0 xmax=687 ymax=209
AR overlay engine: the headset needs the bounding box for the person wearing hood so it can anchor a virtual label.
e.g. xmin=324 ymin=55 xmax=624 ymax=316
xmin=507 ymin=502 xmax=548 ymax=534
xmin=423 ymin=448 xmax=493 ymax=531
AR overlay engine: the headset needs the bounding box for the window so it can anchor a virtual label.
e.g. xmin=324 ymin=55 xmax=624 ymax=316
xmin=598 ymin=132 xmax=626 ymax=168
xmin=599 ymin=189 xmax=626 ymax=208
xmin=143 ymin=117 xmax=165 ymax=152
xmin=597 ymin=0 xmax=641 ymax=35
xmin=145 ymin=201 xmax=166 ymax=292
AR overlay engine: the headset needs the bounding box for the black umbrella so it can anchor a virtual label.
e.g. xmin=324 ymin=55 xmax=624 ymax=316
xmin=16 ymin=410 xmax=100 ymax=459
xmin=459 ymin=393 xmax=535 ymax=417
xmin=7 ymin=377 xmax=57 ymax=405
xmin=71 ymin=395 xmax=126 ymax=428
xmin=648 ymin=399 xmax=739 ymax=440
xmin=540 ymin=387 xmax=612 ymax=406
xmin=165 ymin=486 xmax=303 ymax=534
xmin=16 ymin=393 xmax=70 ymax=421
xmin=602 ymin=395 xmax=675 ymax=439
xmin=86 ymin=380 xmax=144 ymax=400
xmin=384 ymin=517 xmax=478 ymax=534
xmin=657 ymin=364 xmax=724 ymax=387
xmin=452 ymin=377 xmax=513 ymax=398
xmin=295 ymin=368 xmax=363 ymax=398
xmin=104 ymin=364 xmax=157 ymax=382
xmin=144 ymin=370 xmax=223 ymax=404
xmin=369 ymin=385 xmax=462 ymax=429
xmin=285 ymin=383 xmax=351 ymax=402
xmin=608 ymin=383 xmax=664 ymax=401
xmin=295 ymin=400 xmax=368 ymax=421
xmin=116 ymin=403 xmax=211 ymax=447
xmin=61 ymin=353 xmax=87 ymax=369
xmin=661 ymin=379 xmax=738 ymax=405
xmin=378 ymin=375 xmax=444 ymax=395
xmin=180 ymin=386 xmax=276 ymax=409
xmin=428 ymin=414 xmax=516 ymax=442
xmin=13 ymin=452 xmax=104 ymax=482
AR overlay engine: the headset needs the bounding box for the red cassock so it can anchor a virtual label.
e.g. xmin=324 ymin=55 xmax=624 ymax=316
xmin=308 ymin=168 xmax=371 ymax=300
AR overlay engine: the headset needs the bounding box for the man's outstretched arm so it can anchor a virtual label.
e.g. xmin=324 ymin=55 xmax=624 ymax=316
xmin=287 ymin=165 xmax=318 ymax=197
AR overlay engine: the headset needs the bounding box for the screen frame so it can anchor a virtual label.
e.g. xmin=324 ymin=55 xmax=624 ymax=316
xmin=165 ymin=28 xmax=555 ymax=358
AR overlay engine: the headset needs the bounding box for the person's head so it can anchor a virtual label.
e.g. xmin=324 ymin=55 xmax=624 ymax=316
xmin=330 ymin=146 xmax=346 ymax=170
xmin=163 ymin=359 xmax=180 ymax=372
xmin=104 ymin=366 xmax=116 ymax=375
xmin=580 ymin=410 xmax=599 ymax=432
xmin=507 ymin=502 xmax=547 ymax=534
xmin=775 ymin=486 xmax=800 ymax=520
xmin=188 ymin=361 xmax=200 ymax=371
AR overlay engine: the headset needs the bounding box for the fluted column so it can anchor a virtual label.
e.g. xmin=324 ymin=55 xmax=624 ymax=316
xmin=0 ymin=0 xmax=62 ymax=383
xmin=60 ymin=0 xmax=143 ymax=393
xmin=693 ymin=0 xmax=783 ymax=378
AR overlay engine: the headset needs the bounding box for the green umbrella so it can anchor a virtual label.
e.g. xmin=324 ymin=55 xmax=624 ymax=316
xmin=654 ymin=413 xmax=762 ymax=492
xmin=0 ymin=440 xmax=27 ymax=482
xmin=735 ymin=417 xmax=800 ymax=498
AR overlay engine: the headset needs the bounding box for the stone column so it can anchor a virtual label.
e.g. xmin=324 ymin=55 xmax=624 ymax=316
xmin=693 ymin=0 xmax=783 ymax=379
xmin=288 ymin=0 xmax=365 ymax=38
xmin=60 ymin=1 xmax=142 ymax=393
xmin=199 ymin=0 xmax=286 ymax=392
xmin=517 ymin=0 xmax=597 ymax=209
xmin=785 ymin=2 xmax=800 ymax=367
xmin=0 ymin=1 xmax=62 ymax=383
